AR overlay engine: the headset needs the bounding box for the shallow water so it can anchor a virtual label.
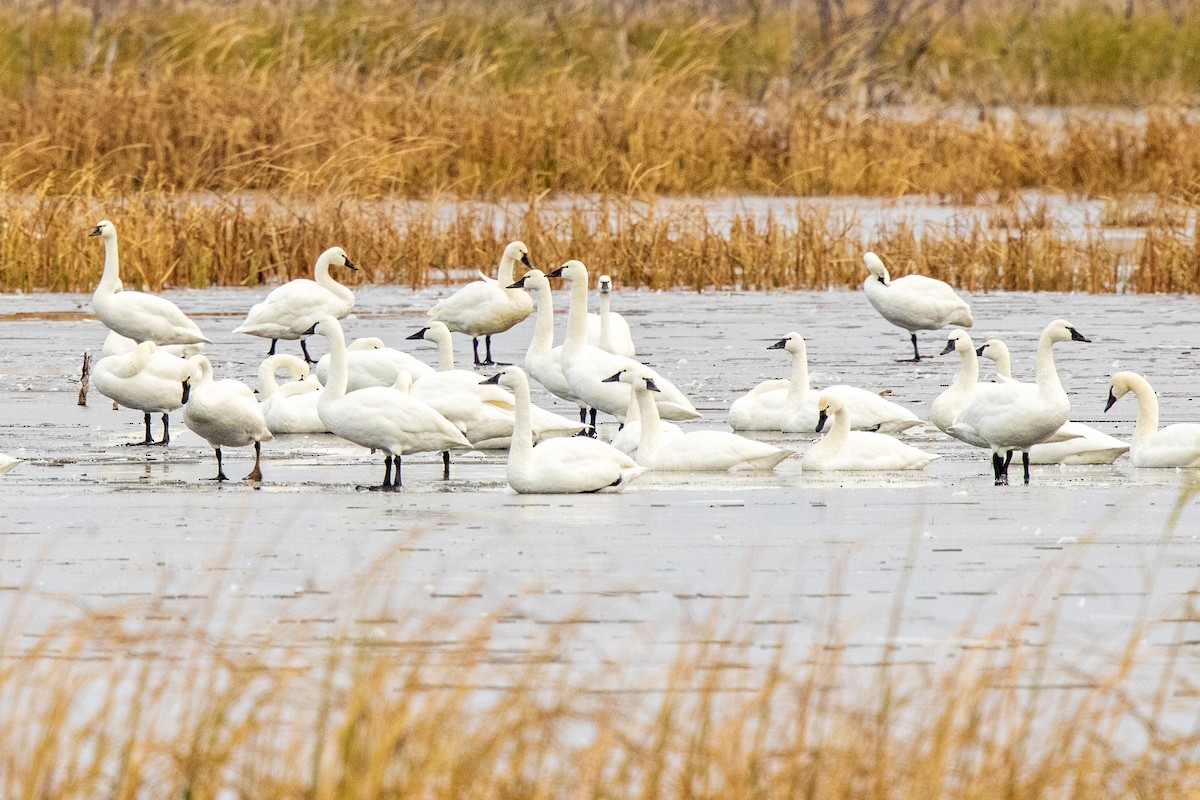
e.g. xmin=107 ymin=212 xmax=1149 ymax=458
xmin=2 ymin=285 xmax=1200 ymax=697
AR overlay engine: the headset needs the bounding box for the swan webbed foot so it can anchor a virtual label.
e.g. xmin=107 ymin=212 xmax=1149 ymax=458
xmin=124 ymin=439 xmax=155 ymax=447
xmin=207 ymin=448 xmax=229 ymax=481
xmin=267 ymin=339 xmax=278 ymax=357
xmin=206 ymin=473 xmax=230 ymax=482
xmin=149 ymin=439 xmax=170 ymax=447
xmin=364 ymin=483 xmax=400 ymax=492
xmin=244 ymin=441 xmax=264 ymax=481
xmin=300 ymin=338 xmax=317 ymax=365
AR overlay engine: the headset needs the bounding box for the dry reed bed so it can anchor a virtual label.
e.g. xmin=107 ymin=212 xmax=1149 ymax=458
xmin=2 ymin=192 xmax=1197 ymax=294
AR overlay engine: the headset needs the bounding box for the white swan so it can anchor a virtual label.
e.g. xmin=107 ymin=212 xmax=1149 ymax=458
xmin=948 ymin=319 xmax=1090 ymax=484
xmin=975 ymin=338 xmax=1128 ymax=464
xmin=102 ymin=330 xmax=202 ymax=359
xmin=607 ymin=366 xmax=793 ymax=471
xmin=428 ymin=241 xmax=534 ymax=366
xmin=1105 ymin=371 xmax=1200 ymax=468
xmin=0 ymin=454 xmax=21 ymax=477
xmin=508 ymin=268 xmax=587 ymax=421
xmin=258 ymin=354 xmax=327 ymax=435
xmin=94 ymin=340 xmax=190 ymax=445
xmin=862 ymin=251 xmax=972 ymax=361
xmin=314 ymin=336 xmax=435 ymax=392
xmin=610 ymin=380 xmax=683 ymax=458
xmin=181 ymin=355 xmax=273 ymax=481
xmin=929 ymin=329 xmax=984 ymax=445
xmin=233 ymin=246 xmax=357 ymax=362
xmin=762 ymin=333 xmax=921 ymax=434
xmin=483 ymin=367 xmax=645 ymax=493
xmin=406 ymin=321 xmax=584 ymax=448
xmin=313 ymin=315 xmax=470 ymax=489
xmin=585 ymin=275 xmax=636 ymax=357
xmin=803 ymin=393 xmax=939 ymax=472
xmin=89 ymin=220 xmax=212 ymax=346
xmin=550 ymin=259 xmax=699 ymax=432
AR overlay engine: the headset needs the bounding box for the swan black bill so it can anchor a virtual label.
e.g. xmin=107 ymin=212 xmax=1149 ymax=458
xmin=181 ymin=379 xmax=191 ymax=405
xmin=343 ymin=258 xmax=359 ymax=271
xmin=520 ymin=253 xmax=532 ymax=269
xmin=406 ymin=327 xmax=429 ymax=340
xmin=481 ymin=373 xmax=502 ymax=385
xmin=644 ymin=378 xmax=660 ymax=393
xmin=768 ymin=338 xmax=787 ymax=350
xmin=507 ymin=277 xmax=527 ymax=289
xmin=548 ymin=266 xmax=565 ymax=278
xmin=1069 ymin=328 xmax=1091 ymax=342
xmin=940 ymin=339 xmax=956 ymax=356
xmin=601 ymin=371 xmax=623 ymax=383
xmin=1104 ymin=388 xmax=1117 ymax=412
xmin=975 ymin=344 xmax=986 ymax=356
xmin=815 ymin=408 xmax=828 ymax=433
xmin=88 ymin=226 xmax=103 ymax=236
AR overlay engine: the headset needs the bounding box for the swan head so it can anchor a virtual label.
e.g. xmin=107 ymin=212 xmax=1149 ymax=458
xmin=863 ymin=252 xmax=889 ymax=284
xmin=1105 ymin=371 xmax=1139 ymax=412
xmin=89 ymin=219 xmax=115 ymax=239
xmin=508 ymin=268 xmax=547 ymax=290
xmin=976 ymin=338 xmax=1008 ymax=361
xmin=310 ymin=314 xmax=343 ymax=340
xmin=406 ymin=326 xmax=430 ymax=341
xmin=940 ymin=328 xmax=974 ymax=356
xmin=601 ymin=367 xmax=660 ymax=392
xmin=598 ymin=275 xmax=613 ymax=294
xmin=814 ymin=392 xmax=843 ymax=433
xmin=502 ymin=241 xmax=533 ymax=270
xmin=348 ymin=337 xmax=385 ymax=352
xmin=481 ymin=365 xmax=528 ymax=390
xmin=180 ymin=354 xmax=212 ymax=401
xmin=768 ymin=332 xmax=806 ymax=356
xmin=407 ymin=320 xmax=452 ymax=346
xmin=319 ymin=246 xmax=358 ymax=271
xmin=1045 ymin=319 xmax=1091 ymax=344
xmin=548 ymin=259 xmax=587 ymax=284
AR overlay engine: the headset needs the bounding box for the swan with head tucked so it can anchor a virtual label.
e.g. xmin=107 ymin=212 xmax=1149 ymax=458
xmin=314 ymin=336 xmax=435 ymax=392
xmin=89 ymin=220 xmax=212 ymax=346
xmin=182 ymin=355 xmax=273 ymax=481
xmin=94 ymin=339 xmax=190 ymax=445
xmin=607 ymin=366 xmax=793 ymax=471
xmin=0 ymin=454 xmax=19 ymax=477
xmin=483 ymin=366 xmax=645 ymax=493
xmin=508 ymin=268 xmax=587 ymax=420
xmin=233 ymin=246 xmax=358 ymax=363
xmin=428 ymin=241 xmax=534 ymax=366
xmin=259 ymin=354 xmax=327 ymax=435
xmin=973 ymin=337 xmax=1128 ymax=464
xmin=862 ymin=251 xmax=972 ymax=362
xmin=585 ymin=275 xmax=636 ymax=358
xmin=312 ymin=315 xmax=470 ymax=489
xmin=550 ymin=259 xmax=699 ymax=433
xmin=803 ymin=393 xmax=939 ymax=472
xmin=949 ymin=319 xmax=1090 ymax=484
xmin=1105 ymin=371 xmax=1200 ymax=468
xmin=744 ymin=333 xmax=920 ymax=434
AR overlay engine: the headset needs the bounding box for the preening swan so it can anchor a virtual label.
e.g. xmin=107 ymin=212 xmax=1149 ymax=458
xmin=606 ymin=366 xmax=793 ymax=471
xmin=233 ymin=246 xmax=357 ymax=363
xmin=1105 ymin=371 xmax=1200 ymax=468
xmin=948 ymin=320 xmax=1090 ymax=485
xmin=89 ymin=220 xmax=212 ymax=346
xmin=258 ymin=354 xmax=327 ymax=435
xmin=802 ymin=393 xmax=939 ymax=472
xmin=181 ymin=355 xmax=273 ymax=481
xmin=428 ymin=241 xmax=534 ymax=366
xmin=483 ymin=366 xmax=645 ymax=493
xmin=862 ymin=251 xmax=972 ymax=362
xmin=314 ymin=336 xmax=435 ymax=392
xmin=585 ymin=275 xmax=636 ymax=358
xmin=313 ymin=315 xmax=470 ymax=489
xmin=0 ymin=454 xmax=21 ymax=477
xmin=94 ymin=340 xmax=190 ymax=445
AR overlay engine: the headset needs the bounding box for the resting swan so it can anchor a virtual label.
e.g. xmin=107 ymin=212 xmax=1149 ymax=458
xmin=181 ymin=355 xmax=273 ymax=481
xmin=483 ymin=366 xmax=645 ymax=493
xmin=803 ymin=393 xmax=939 ymax=472
xmin=233 ymin=246 xmax=358 ymax=362
xmin=975 ymin=338 xmax=1128 ymax=464
xmin=0 ymin=454 xmax=19 ymax=477
xmin=314 ymin=336 xmax=435 ymax=392
xmin=862 ymin=251 xmax=972 ymax=362
xmin=607 ymin=366 xmax=793 ymax=471
xmin=948 ymin=320 xmax=1090 ymax=485
xmin=259 ymin=354 xmax=327 ymax=435
xmin=94 ymin=340 xmax=190 ymax=445
xmin=89 ymin=220 xmax=212 ymax=346
xmin=428 ymin=241 xmax=534 ymax=366
xmin=313 ymin=315 xmax=470 ymax=489
xmin=1105 ymin=371 xmax=1200 ymax=468
xmin=585 ymin=275 xmax=636 ymax=358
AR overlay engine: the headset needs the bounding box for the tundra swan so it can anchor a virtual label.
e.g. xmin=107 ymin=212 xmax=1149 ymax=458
xmin=314 ymin=336 xmax=435 ymax=392
xmin=483 ymin=366 xmax=645 ymax=493
xmin=929 ymin=329 xmax=984 ymax=445
xmin=89 ymin=220 xmax=212 ymax=346
xmin=233 ymin=246 xmax=357 ymax=362
xmin=0 ymin=454 xmax=18 ymax=477
xmin=312 ymin=315 xmax=470 ymax=489
xmin=610 ymin=380 xmax=683 ymax=458
xmin=1105 ymin=371 xmax=1200 ymax=468
xmin=606 ymin=367 xmax=792 ymax=471
xmin=508 ymin=268 xmax=587 ymax=419
xmin=948 ymin=320 xmax=1090 ymax=485
xmin=803 ymin=393 xmax=939 ymax=472
xmin=181 ymin=355 xmax=273 ymax=481
xmin=862 ymin=251 xmax=972 ymax=361
xmin=102 ymin=330 xmax=201 ymax=359
xmin=94 ymin=340 xmax=190 ymax=445
xmin=585 ymin=275 xmax=636 ymax=357
xmin=428 ymin=241 xmax=534 ymax=366
xmin=258 ymin=354 xmax=327 ymax=435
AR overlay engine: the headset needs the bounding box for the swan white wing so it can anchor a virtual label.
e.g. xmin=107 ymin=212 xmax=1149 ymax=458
xmin=949 ymin=381 xmax=1067 ymax=451
xmin=263 ymin=391 xmax=327 ymax=434
xmin=1027 ymin=421 xmax=1128 ymax=464
xmin=511 ymin=437 xmax=644 ymax=493
xmin=320 ymin=387 xmax=468 ymax=454
xmin=234 ymin=279 xmax=352 ymax=339
xmin=729 ymin=384 xmax=788 ymax=431
xmin=315 ymin=349 xmax=436 ymax=391
xmin=97 ymin=290 xmax=211 ymax=345
xmin=0 ymin=454 xmax=19 ymax=477
xmin=1132 ymin=423 xmax=1200 ymax=468
xmin=612 ymin=419 xmax=683 ymax=457
xmin=644 ymin=430 xmax=792 ymax=471
xmin=429 ymin=280 xmax=532 ymax=337
xmin=803 ymin=431 xmax=938 ymax=471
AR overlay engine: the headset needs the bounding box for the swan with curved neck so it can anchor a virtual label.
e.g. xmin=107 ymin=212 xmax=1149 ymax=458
xmin=258 ymin=354 xmax=326 ymax=434
xmin=862 ymin=251 xmax=972 ymax=362
xmin=482 ymin=366 xmax=644 ymax=493
xmin=428 ymin=241 xmax=534 ymax=366
xmin=803 ymin=393 xmax=939 ymax=471
xmin=89 ymin=220 xmax=212 ymax=346
xmin=1105 ymin=371 xmax=1200 ymax=468
xmin=234 ymin=246 xmax=358 ymax=363
xmin=94 ymin=340 xmax=190 ymax=445
xmin=181 ymin=355 xmax=273 ymax=481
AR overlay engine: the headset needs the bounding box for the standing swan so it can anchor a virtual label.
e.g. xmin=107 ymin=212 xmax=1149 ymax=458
xmin=482 ymin=366 xmax=645 ymax=493
xmin=508 ymin=268 xmax=585 ymax=416
xmin=803 ymin=393 xmax=939 ymax=472
xmin=181 ymin=355 xmax=273 ymax=481
xmin=93 ymin=340 xmax=190 ymax=445
xmin=948 ymin=320 xmax=1090 ymax=485
xmin=862 ymin=251 xmax=972 ymax=362
xmin=1105 ymin=371 xmax=1200 ymax=468
xmin=89 ymin=220 xmax=212 ymax=346
xmin=428 ymin=241 xmax=534 ymax=366
xmin=233 ymin=247 xmax=358 ymax=363
xmin=312 ymin=315 xmax=470 ymax=489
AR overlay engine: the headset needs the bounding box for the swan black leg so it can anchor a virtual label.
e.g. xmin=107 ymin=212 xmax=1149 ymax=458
xmin=898 ymin=333 xmax=923 ymax=363
xmin=393 ymin=455 xmax=402 ymax=487
xmin=442 ymin=450 xmax=451 ymax=479
xmin=245 ymin=441 xmax=263 ymax=481
xmin=154 ymin=413 xmax=171 ymax=445
xmin=207 ymin=447 xmax=229 ymax=481
xmin=588 ymin=407 xmax=598 ymax=438
xmin=267 ymin=338 xmax=278 ymax=356
xmin=300 ymin=338 xmax=316 ymax=364
xmin=992 ymin=452 xmax=1008 ymax=486
xmin=368 ymin=455 xmax=398 ymax=491
xmin=579 ymin=407 xmax=588 ymax=424
xmin=483 ymin=335 xmax=495 ymax=366
xmin=126 ymin=412 xmax=156 ymax=446
xmin=1022 ymin=451 xmax=1031 ymax=485
xmin=472 ymin=337 xmax=483 ymax=367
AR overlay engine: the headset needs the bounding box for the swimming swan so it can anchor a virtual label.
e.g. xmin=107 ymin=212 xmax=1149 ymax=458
xmin=607 ymin=366 xmax=793 ymax=471
xmin=94 ymin=340 xmax=190 ymax=445
xmin=862 ymin=251 xmax=972 ymax=362
xmin=314 ymin=336 xmax=435 ymax=392
xmin=313 ymin=315 xmax=470 ymax=489
xmin=585 ymin=275 xmax=636 ymax=358
xmin=428 ymin=241 xmax=534 ymax=366
xmin=181 ymin=355 xmax=273 ymax=481
xmin=803 ymin=393 xmax=940 ymax=472
xmin=948 ymin=320 xmax=1090 ymax=485
xmin=259 ymin=354 xmax=327 ymax=435
xmin=233 ymin=246 xmax=358 ymax=362
xmin=89 ymin=220 xmax=212 ymax=346
xmin=483 ymin=366 xmax=645 ymax=493
xmin=1105 ymin=371 xmax=1200 ymax=468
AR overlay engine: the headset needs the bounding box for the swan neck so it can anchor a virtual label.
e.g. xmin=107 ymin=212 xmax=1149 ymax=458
xmin=563 ymin=278 xmax=590 ymax=352
xmin=785 ymin=345 xmax=810 ymax=403
xmin=994 ymin=349 xmax=1012 ymax=380
xmin=322 ymin=323 xmax=349 ymax=401
xmin=259 ymin=362 xmax=281 ymax=397
xmin=508 ymin=375 xmax=535 ymax=465
xmin=496 ymin=254 xmax=519 ymax=286
xmin=1130 ymin=377 xmax=1160 ymax=445
xmin=820 ymin=407 xmax=851 ymax=451
xmin=599 ymin=293 xmax=612 ymax=343
xmin=96 ymin=234 xmax=121 ymax=295
xmin=529 ymin=284 xmax=555 ymax=354
xmin=435 ymin=334 xmax=455 ymax=372
xmin=314 ymin=254 xmax=353 ymax=302
xmin=1034 ymin=334 xmax=1064 ymax=397
xmin=635 ymin=386 xmax=663 ymax=461
xmin=954 ymin=346 xmax=979 ymax=390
